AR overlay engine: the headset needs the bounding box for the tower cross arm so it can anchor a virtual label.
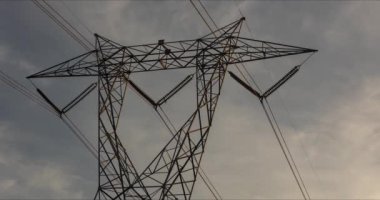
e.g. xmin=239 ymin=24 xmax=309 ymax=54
xmin=226 ymin=37 xmax=318 ymax=64
xmin=27 ymin=17 xmax=316 ymax=79
xmin=27 ymin=50 xmax=99 ymax=78
xmin=27 ymin=36 xmax=316 ymax=79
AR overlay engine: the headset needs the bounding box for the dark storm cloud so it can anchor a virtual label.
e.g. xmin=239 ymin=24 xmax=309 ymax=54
xmin=0 ymin=1 xmax=380 ymax=199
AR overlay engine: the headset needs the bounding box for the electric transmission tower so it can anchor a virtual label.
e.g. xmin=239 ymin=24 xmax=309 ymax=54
xmin=28 ymin=18 xmax=317 ymax=199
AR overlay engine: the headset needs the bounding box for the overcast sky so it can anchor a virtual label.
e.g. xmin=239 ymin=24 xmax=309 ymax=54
xmin=1 ymin=0 xmax=380 ymax=199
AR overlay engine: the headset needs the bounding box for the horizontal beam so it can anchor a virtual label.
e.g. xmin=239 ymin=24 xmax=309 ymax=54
xmin=27 ymin=37 xmax=316 ymax=79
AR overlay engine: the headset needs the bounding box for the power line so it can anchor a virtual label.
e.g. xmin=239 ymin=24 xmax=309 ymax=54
xmin=28 ymin=1 xmax=316 ymax=198
xmin=189 ymin=0 xmax=215 ymax=35
xmin=31 ymin=0 xmax=92 ymax=51
xmin=264 ymin=98 xmax=311 ymax=200
xmin=0 ymin=71 xmax=122 ymax=193
xmin=1 ymin=67 xmax=98 ymax=160
xmin=59 ymin=1 xmax=94 ymax=37
xmin=29 ymin=0 xmax=101 ymax=157
xmin=0 ymin=71 xmax=56 ymax=115
xmin=261 ymin=49 xmax=322 ymax=188
xmin=32 ymin=1 xmax=223 ymax=198
xmin=233 ymin=3 xmax=314 ymax=199
xmin=192 ymin=1 xmax=313 ymax=199
xmin=0 ymin=68 xmax=100 ymax=160
xmin=261 ymin=99 xmax=308 ymax=200
xmin=29 ymin=3 xmax=137 ymax=196
xmin=28 ymin=12 xmax=316 ymax=197
xmin=42 ymin=0 xmax=94 ymax=48
xmin=197 ymin=0 xmax=218 ymax=30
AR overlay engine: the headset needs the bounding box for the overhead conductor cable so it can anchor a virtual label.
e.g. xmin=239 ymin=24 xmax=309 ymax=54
xmin=228 ymin=64 xmax=311 ymax=200
xmin=29 ymin=3 xmax=136 ymax=196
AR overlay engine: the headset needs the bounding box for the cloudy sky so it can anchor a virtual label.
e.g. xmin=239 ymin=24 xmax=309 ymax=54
xmin=1 ymin=0 xmax=380 ymax=199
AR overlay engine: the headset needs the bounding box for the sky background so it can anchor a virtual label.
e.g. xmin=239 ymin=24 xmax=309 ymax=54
xmin=1 ymin=0 xmax=380 ymax=199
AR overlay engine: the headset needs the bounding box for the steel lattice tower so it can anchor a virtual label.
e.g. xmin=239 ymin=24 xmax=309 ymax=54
xmin=28 ymin=18 xmax=317 ymax=199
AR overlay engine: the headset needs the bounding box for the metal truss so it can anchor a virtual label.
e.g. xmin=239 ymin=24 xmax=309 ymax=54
xmin=28 ymin=17 xmax=317 ymax=200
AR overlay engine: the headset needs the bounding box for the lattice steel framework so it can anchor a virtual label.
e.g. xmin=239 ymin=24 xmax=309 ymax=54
xmin=28 ymin=18 xmax=317 ymax=200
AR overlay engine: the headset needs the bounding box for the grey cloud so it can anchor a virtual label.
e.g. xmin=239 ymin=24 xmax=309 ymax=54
xmin=1 ymin=1 xmax=380 ymax=199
